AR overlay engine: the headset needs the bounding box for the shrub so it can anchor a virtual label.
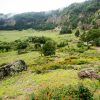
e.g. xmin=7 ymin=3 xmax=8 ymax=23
xmin=42 ymin=40 xmax=56 ymax=56
xmin=0 ymin=42 xmax=11 ymax=52
xmin=76 ymin=59 xmax=88 ymax=65
xmin=26 ymin=43 xmax=35 ymax=51
xmin=78 ymin=85 xmax=93 ymax=100
xmin=27 ymin=36 xmax=51 ymax=44
xmin=77 ymin=42 xmax=89 ymax=53
xmin=94 ymin=37 xmax=100 ymax=46
xmin=75 ymin=30 xmax=80 ymax=37
xmin=17 ymin=41 xmax=28 ymax=50
xmin=80 ymin=29 xmax=100 ymax=46
xmin=60 ymin=26 xmax=72 ymax=34
xmin=30 ymin=93 xmax=35 ymax=100
xmin=34 ymin=43 xmax=41 ymax=50
xmin=49 ymin=64 xmax=61 ymax=70
xmin=34 ymin=66 xmax=46 ymax=74
xmin=57 ymin=41 xmax=68 ymax=48
xmin=17 ymin=49 xmax=27 ymax=55
xmin=76 ymin=46 xmax=89 ymax=53
xmin=36 ymin=85 xmax=78 ymax=100
xmin=33 ymin=84 xmax=93 ymax=100
xmin=77 ymin=41 xmax=84 ymax=48
xmin=27 ymin=36 xmax=34 ymax=42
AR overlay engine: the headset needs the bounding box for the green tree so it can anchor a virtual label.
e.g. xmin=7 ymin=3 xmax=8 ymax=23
xmin=75 ymin=30 xmax=80 ymax=37
xmin=60 ymin=26 xmax=72 ymax=34
xmin=42 ymin=40 xmax=56 ymax=56
xmin=80 ymin=29 xmax=100 ymax=46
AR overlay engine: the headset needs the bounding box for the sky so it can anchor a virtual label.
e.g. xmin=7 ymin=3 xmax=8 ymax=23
xmin=0 ymin=0 xmax=85 ymax=14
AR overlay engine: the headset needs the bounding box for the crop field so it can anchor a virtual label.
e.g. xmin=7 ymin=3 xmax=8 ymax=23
xmin=0 ymin=29 xmax=100 ymax=100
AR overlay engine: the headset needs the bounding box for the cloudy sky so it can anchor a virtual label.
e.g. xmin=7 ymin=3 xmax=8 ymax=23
xmin=0 ymin=0 xmax=85 ymax=14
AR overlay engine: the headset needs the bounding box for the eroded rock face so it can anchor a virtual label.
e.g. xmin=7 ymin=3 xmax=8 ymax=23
xmin=0 ymin=60 xmax=27 ymax=79
xmin=78 ymin=69 xmax=100 ymax=80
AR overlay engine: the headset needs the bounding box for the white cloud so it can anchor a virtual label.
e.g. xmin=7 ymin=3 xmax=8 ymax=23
xmin=0 ymin=0 xmax=85 ymax=14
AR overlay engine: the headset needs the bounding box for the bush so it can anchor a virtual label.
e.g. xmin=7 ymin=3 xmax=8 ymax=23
xmin=42 ymin=40 xmax=56 ymax=56
xmin=36 ymin=85 xmax=78 ymax=100
xmin=77 ymin=41 xmax=89 ymax=53
xmin=78 ymin=85 xmax=93 ymax=100
xmin=0 ymin=42 xmax=11 ymax=52
xmin=77 ymin=41 xmax=84 ymax=48
xmin=17 ymin=49 xmax=27 ymax=55
xmin=57 ymin=41 xmax=68 ymax=48
xmin=34 ymin=66 xmax=47 ymax=74
xmin=80 ymin=29 xmax=100 ymax=46
xmin=34 ymin=43 xmax=41 ymax=50
xmin=49 ymin=64 xmax=61 ymax=70
xmin=94 ymin=37 xmax=100 ymax=46
xmin=60 ymin=26 xmax=72 ymax=34
xmin=30 ymin=93 xmax=35 ymax=100
xmin=75 ymin=30 xmax=80 ymax=37
xmin=31 ymin=84 xmax=93 ymax=100
xmin=76 ymin=59 xmax=88 ymax=65
xmin=17 ymin=41 xmax=28 ymax=50
xmin=27 ymin=36 xmax=51 ymax=44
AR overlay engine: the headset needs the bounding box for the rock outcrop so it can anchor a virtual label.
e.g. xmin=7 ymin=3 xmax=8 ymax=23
xmin=78 ymin=69 xmax=100 ymax=80
xmin=0 ymin=60 xmax=27 ymax=79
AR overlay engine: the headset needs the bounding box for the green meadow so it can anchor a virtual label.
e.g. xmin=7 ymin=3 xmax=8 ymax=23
xmin=0 ymin=29 xmax=100 ymax=99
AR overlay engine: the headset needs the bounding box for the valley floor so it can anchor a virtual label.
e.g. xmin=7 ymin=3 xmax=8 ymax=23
xmin=0 ymin=30 xmax=100 ymax=99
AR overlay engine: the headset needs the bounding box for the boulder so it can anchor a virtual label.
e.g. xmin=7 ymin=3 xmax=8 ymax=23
xmin=0 ymin=64 xmax=11 ymax=79
xmin=10 ymin=60 xmax=27 ymax=74
xmin=0 ymin=60 xmax=27 ymax=79
xmin=78 ymin=69 xmax=100 ymax=80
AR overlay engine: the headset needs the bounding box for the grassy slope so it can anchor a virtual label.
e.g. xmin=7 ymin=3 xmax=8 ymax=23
xmin=0 ymin=69 xmax=99 ymax=99
xmin=0 ymin=29 xmax=100 ymax=99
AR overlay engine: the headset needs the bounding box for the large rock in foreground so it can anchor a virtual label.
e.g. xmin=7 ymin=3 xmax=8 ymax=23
xmin=78 ymin=69 xmax=100 ymax=80
xmin=0 ymin=60 xmax=27 ymax=79
xmin=10 ymin=60 xmax=27 ymax=74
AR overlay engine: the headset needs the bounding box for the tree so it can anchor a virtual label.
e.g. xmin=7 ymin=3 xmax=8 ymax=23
xmin=42 ymin=40 xmax=56 ymax=56
xmin=75 ymin=30 xmax=80 ymax=37
xmin=94 ymin=37 xmax=100 ymax=46
xmin=80 ymin=29 xmax=100 ymax=46
xmin=60 ymin=26 xmax=72 ymax=34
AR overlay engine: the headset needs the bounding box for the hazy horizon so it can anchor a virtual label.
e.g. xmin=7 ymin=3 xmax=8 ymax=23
xmin=0 ymin=0 xmax=85 ymax=14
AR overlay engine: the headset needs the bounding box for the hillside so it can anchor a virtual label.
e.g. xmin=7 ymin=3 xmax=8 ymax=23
xmin=0 ymin=30 xmax=100 ymax=99
xmin=0 ymin=0 xmax=100 ymax=30
xmin=0 ymin=0 xmax=100 ymax=99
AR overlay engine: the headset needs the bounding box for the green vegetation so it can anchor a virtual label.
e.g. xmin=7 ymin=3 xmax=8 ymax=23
xmin=42 ymin=40 xmax=56 ymax=56
xmin=31 ymin=84 xmax=93 ymax=100
xmin=0 ymin=0 xmax=99 ymax=31
xmin=0 ymin=29 xmax=100 ymax=99
xmin=60 ymin=26 xmax=72 ymax=34
xmin=0 ymin=0 xmax=100 ymax=99
xmin=80 ymin=29 xmax=100 ymax=46
xmin=75 ymin=29 xmax=80 ymax=37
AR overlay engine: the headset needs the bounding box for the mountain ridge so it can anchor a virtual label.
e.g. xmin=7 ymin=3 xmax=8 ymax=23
xmin=0 ymin=0 xmax=100 ymax=30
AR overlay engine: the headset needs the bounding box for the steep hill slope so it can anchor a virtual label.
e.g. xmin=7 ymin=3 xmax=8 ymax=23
xmin=0 ymin=0 xmax=100 ymax=30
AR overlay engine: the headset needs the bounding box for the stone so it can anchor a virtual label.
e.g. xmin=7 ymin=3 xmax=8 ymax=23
xmin=0 ymin=60 xmax=27 ymax=79
xmin=78 ymin=69 xmax=100 ymax=80
xmin=10 ymin=60 xmax=27 ymax=74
